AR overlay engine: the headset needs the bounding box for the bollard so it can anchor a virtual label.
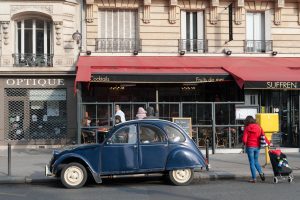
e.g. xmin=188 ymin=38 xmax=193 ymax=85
xmin=8 ymin=143 xmax=11 ymax=176
xmin=205 ymin=139 xmax=210 ymax=171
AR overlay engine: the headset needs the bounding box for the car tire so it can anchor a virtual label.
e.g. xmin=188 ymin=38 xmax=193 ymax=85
xmin=168 ymin=169 xmax=194 ymax=186
xmin=61 ymin=162 xmax=87 ymax=189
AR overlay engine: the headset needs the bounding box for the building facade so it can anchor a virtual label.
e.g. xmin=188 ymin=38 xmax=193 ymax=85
xmin=75 ymin=0 xmax=300 ymax=152
xmin=0 ymin=0 xmax=81 ymax=146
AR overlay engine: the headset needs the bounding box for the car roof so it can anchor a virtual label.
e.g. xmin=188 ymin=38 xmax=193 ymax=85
xmin=115 ymin=119 xmax=176 ymax=126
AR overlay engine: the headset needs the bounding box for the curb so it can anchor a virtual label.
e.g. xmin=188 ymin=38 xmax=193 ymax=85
xmin=0 ymin=176 xmax=26 ymax=184
xmin=0 ymin=172 xmax=298 ymax=185
xmin=0 ymin=176 xmax=58 ymax=184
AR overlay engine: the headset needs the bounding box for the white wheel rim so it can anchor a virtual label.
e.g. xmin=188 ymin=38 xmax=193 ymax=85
xmin=64 ymin=166 xmax=84 ymax=186
xmin=172 ymin=169 xmax=192 ymax=184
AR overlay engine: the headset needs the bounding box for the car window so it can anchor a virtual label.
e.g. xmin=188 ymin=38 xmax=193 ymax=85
xmin=110 ymin=124 xmax=137 ymax=144
xmin=139 ymin=124 xmax=166 ymax=144
xmin=163 ymin=124 xmax=185 ymax=143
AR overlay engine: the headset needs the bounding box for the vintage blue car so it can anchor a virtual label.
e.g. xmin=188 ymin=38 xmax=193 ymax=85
xmin=45 ymin=119 xmax=207 ymax=188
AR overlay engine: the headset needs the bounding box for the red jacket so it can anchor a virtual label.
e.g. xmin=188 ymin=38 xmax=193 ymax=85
xmin=242 ymin=123 xmax=270 ymax=148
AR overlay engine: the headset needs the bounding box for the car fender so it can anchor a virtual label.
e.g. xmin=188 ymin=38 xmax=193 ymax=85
xmin=165 ymin=147 xmax=206 ymax=170
xmin=53 ymin=153 xmax=102 ymax=183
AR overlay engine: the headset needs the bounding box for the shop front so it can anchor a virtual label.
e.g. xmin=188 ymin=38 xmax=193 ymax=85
xmin=75 ymin=56 xmax=247 ymax=152
xmin=76 ymin=56 xmax=300 ymax=151
xmin=0 ymin=76 xmax=77 ymax=146
xmin=223 ymin=63 xmax=300 ymax=148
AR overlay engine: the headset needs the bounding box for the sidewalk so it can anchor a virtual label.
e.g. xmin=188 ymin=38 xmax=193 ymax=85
xmin=0 ymin=147 xmax=299 ymax=184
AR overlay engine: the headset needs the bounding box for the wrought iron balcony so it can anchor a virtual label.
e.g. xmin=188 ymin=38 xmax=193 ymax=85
xmin=244 ymin=40 xmax=273 ymax=53
xmin=13 ymin=54 xmax=54 ymax=67
xmin=178 ymin=39 xmax=207 ymax=53
xmin=95 ymin=38 xmax=140 ymax=53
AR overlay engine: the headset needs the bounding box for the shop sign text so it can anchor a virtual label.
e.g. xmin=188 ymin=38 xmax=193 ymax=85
xmin=266 ymin=82 xmax=297 ymax=89
xmin=6 ymin=79 xmax=65 ymax=87
xmin=195 ymin=77 xmax=224 ymax=83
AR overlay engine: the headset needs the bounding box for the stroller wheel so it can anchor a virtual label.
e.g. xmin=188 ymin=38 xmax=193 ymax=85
xmin=273 ymin=177 xmax=278 ymax=184
xmin=288 ymin=176 xmax=293 ymax=183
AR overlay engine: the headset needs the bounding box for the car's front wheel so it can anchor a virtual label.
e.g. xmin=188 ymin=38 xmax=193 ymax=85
xmin=169 ymin=168 xmax=194 ymax=186
xmin=61 ymin=162 xmax=87 ymax=189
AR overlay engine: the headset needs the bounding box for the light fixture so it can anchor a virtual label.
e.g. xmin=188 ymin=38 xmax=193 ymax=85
xmin=179 ymin=50 xmax=185 ymax=56
xmin=272 ymin=51 xmax=278 ymax=56
xmin=133 ymin=50 xmax=139 ymax=55
xmin=72 ymin=30 xmax=82 ymax=44
xmin=224 ymin=48 xmax=232 ymax=56
xmin=86 ymin=50 xmax=92 ymax=55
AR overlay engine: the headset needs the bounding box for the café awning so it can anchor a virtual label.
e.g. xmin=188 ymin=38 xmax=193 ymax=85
xmin=75 ymin=56 xmax=232 ymax=84
xmin=221 ymin=58 xmax=300 ymax=89
xmin=76 ymin=56 xmax=300 ymax=89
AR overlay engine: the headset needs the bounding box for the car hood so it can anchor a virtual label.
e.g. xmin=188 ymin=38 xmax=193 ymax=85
xmin=54 ymin=144 xmax=100 ymax=155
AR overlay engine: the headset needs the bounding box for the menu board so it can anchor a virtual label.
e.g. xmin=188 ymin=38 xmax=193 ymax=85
xmin=172 ymin=117 xmax=192 ymax=138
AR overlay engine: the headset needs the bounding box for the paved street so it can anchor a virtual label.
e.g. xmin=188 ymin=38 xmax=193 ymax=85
xmin=0 ymin=178 xmax=300 ymax=200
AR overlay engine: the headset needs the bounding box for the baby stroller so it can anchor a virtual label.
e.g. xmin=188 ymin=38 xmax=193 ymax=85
xmin=269 ymin=149 xmax=293 ymax=183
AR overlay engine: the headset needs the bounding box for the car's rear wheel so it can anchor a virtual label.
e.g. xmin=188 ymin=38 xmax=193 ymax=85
xmin=169 ymin=168 xmax=194 ymax=186
xmin=61 ymin=162 xmax=87 ymax=189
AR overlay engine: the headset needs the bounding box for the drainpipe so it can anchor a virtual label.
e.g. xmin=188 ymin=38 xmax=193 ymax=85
xmin=76 ymin=0 xmax=84 ymax=144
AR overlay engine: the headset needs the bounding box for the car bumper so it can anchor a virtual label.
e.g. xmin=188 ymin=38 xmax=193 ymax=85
xmin=45 ymin=165 xmax=54 ymax=177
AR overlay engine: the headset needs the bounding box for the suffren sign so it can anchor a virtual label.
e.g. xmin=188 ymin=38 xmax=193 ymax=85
xmin=244 ymin=81 xmax=299 ymax=90
xmin=91 ymin=74 xmax=231 ymax=83
xmin=6 ymin=79 xmax=65 ymax=87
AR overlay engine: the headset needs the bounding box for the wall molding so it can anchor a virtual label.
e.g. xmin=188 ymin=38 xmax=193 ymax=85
xmin=54 ymin=21 xmax=63 ymax=46
xmin=1 ymin=21 xmax=10 ymax=45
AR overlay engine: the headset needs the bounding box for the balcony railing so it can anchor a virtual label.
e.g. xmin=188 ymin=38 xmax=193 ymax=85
xmin=178 ymin=39 xmax=207 ymax=53
xmin=95 ymin=38 xmax=140 ymax=53
xmin=13 ymin=54 xmax=54 ymax=67
xmin=244 ymin=40 xmax=273 ymax=53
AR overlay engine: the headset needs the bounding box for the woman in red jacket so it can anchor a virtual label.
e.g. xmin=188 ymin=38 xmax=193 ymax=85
xmin=242 ymin=115 xmax=270 ymax=183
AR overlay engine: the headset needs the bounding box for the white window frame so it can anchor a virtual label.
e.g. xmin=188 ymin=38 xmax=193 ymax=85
xmin=180 ymin=10 xmax=204 ymax=53
xmin=15 ymin=19 xmax=52 ymax=56
xmin=98 ymin=9 xmax=137 ymax=52
xmin=246 ymin=12 xmax=270 ymax=53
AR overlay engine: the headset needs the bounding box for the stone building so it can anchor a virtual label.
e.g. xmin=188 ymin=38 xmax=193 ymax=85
xmin=76 ymin=0 xmax=300 ymax=152
xmin=0 ymin=0 xmax=81 ymax=147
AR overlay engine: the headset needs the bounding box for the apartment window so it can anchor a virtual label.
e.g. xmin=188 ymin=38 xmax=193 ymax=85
xmin=14 ymin=19 xmax=53 ymax=67
xmin=246 ymin=12 xmax=272 ymax=53
xmin=97 ymin=10 xmax=138 ymax=52
xmin=180 ymin=11 xmax=205 ymax=53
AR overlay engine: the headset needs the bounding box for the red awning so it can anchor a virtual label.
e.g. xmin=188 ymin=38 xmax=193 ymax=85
xmin=75 ymin=56 xmax=230 ymax=84
xmin=221 ymin=58 xmax=300 ymax=89
xmin=76 ymin=56 xmax=300 ymax=89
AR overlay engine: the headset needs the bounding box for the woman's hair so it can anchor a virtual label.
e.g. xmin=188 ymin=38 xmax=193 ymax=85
xmin=244 ymin=115 xmax=256 ymax=126
xmin=115 ymin=115 xmax=121 ymax=124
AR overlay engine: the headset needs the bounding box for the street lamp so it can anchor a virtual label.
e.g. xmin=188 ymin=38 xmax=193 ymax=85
xmin=72 ymin=30 xmax=82 ymax=44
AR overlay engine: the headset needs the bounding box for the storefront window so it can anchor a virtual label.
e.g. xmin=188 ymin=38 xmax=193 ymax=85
xmin=5 ymin=89 xmax=67 ymax=141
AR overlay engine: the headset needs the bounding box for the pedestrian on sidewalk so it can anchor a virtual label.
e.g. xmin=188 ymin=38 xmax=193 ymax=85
xmin=242 ymin=115 xmax=270 ymax=183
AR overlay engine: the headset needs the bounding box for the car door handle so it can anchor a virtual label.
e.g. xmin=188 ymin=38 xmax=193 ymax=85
xmin=133 ymin=145 xmax=138 ymax=148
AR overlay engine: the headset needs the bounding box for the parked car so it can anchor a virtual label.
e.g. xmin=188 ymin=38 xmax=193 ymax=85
xmin=45 ymin=119 xmax=208 ymax=188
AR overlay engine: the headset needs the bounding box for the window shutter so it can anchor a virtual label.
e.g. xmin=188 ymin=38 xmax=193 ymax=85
xmin=253 ymin=13 xmax=262 ymax=41
xmin=197 ymin=11 xmax=204 ymax=40
xmin=264 ymin=10 xmax=271 ymax=41
xmin=181 ymin=11 xmax=186 ymax=40
xmin=246 ymin=13 xmax=254 ymax=40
